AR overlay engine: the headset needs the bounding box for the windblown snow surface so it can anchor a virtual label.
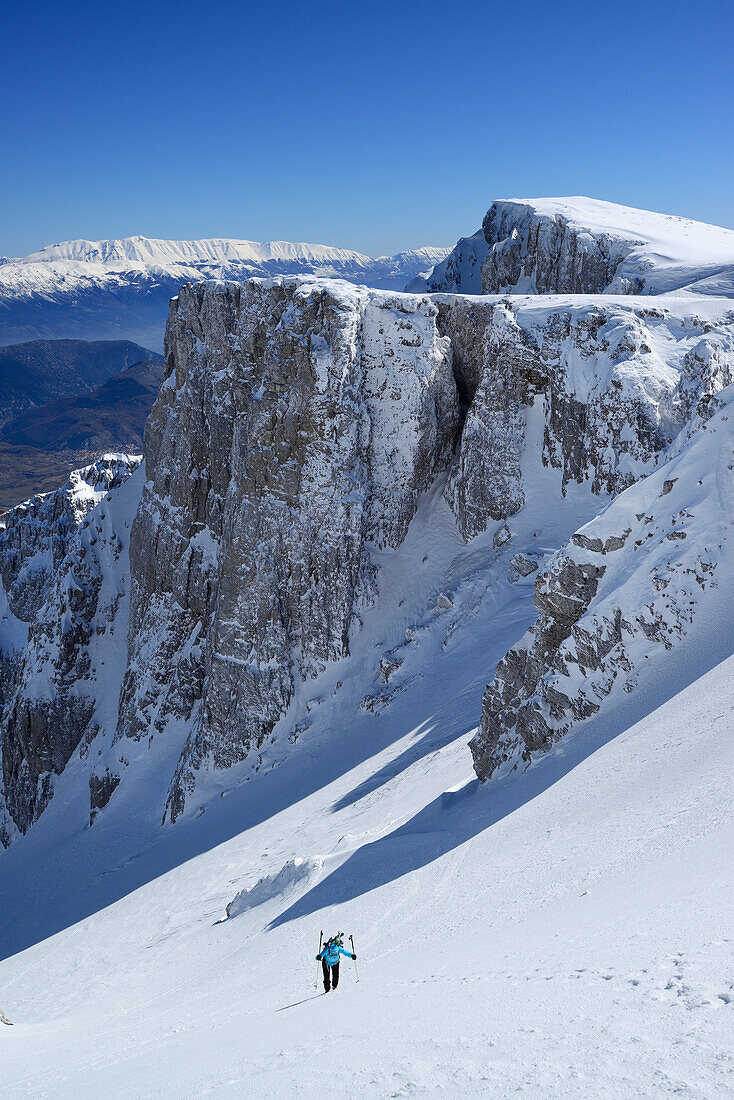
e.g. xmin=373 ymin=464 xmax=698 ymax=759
xmin=1 ymin=392 xmax=733 ymax=1095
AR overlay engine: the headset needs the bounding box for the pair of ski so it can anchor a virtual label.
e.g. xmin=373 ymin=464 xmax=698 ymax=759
xmin=315 ymin=930 xmax=359 ymax=992
xmin=0 ymin=1009 xmax=12 ymax=1026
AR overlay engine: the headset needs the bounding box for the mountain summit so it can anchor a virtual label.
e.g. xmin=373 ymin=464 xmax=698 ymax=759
xmin=415 ymin=196 xmax=734 ymax=297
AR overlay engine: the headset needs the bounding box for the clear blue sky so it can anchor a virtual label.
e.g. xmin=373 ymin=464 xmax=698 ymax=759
xmin=2 ymin=0 xmax=733 ymax=257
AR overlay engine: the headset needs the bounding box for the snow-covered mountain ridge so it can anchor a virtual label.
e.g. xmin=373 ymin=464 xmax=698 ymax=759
xmin=2 ymin=269 xmax=733 ymax=842
xmin=20 ymin=236 xmax=447 ymax=270
xmin=420 ymin=196 xmax=734 ymax=297
xmin=0 ymin=236 xmax=450 ymax=349
xmin=1 ymin=196 xmax=734 ymax=1094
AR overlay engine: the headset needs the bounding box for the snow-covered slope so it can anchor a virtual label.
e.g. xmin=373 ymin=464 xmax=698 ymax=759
xmin=422 ymin=197 xmax=734 ymax=297
xmin=0 ymin=591 xmax=731 ymax=1097
xmin=0 ymin=237 xmax=450 ymax=349
xmin=472 ymin=376 xmax=734 ymax=780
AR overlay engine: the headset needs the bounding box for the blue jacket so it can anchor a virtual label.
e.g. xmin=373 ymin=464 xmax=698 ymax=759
xmin=317 ymin=943 xmax=352 ymax=966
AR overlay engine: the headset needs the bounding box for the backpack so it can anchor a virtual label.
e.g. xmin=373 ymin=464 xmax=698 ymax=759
xmin=324 ymin=932 xmax=344 ymax=955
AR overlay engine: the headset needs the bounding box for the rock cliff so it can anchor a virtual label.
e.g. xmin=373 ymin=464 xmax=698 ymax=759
xmin=0 ymin=455 xmax=140 ymax=843
xmin=471 ymin=380 xmax=734 ymax=781
xmin=2 ymin=269 xmax=734 ymax=841
xmin=425 ymin=197 xmax=734 ymax=296
xmin=438 ymin=295 xmax=733 ymax=540
xmin=116 ymin=279 xmax=458 ymax=822
xmin=0 ymin=454 xmax=138 ymax=620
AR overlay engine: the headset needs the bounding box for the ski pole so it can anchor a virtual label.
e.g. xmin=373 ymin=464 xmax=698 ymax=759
xmin=350 ymin=934 xmax=359 ymax=983
xmin=315 ymin=930 xmax=323 ymax=991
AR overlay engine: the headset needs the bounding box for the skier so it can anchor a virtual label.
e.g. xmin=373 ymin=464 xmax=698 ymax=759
xmin=316 ymin=932 xmax=356 ymax=992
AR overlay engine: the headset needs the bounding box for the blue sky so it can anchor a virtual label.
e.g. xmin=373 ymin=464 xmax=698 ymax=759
xmin=1 ymin=0 xmax=733 ymax=257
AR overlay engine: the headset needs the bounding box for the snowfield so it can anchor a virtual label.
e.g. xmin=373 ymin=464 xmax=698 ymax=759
xmin=0 ymin=461 xmax=732 ymax=1097
xmin=0 ymin=643 xmax=731 ymax=1096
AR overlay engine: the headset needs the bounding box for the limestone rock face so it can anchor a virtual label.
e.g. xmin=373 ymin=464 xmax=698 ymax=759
xmin=435 ymin=297 xmax=727 ymax=542
xmin=471 ymin=555 xmax=607 ymax=780
xmin=480 ymin=202 xmax=635 ymax=295
xmin=471 ymin=385 xmax=734 ymax=782
xmin=0 ymin=456 xmax=140 ymax=843
xmin=426 ymin=197 xmax=734 ymax=297
xmin=0 ymin=455 xmax=139 ymax=621
xmin=3 ymin=269 xmax=734 ymax=842
xmin=438 ymin=300 xmax=544 ymax=539
xmin=426 ymin=201 xmax=639 ymax=295
xmin=116 ymin=278 xmax=459 ymax=821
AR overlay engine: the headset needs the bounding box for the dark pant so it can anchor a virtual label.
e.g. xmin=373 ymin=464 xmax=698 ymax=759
xmin=322 ymin=959 xmax=340 ymax=991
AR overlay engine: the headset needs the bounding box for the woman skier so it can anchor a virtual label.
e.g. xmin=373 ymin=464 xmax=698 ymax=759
xmin=316 ymin=933 xmax=356 ymax=992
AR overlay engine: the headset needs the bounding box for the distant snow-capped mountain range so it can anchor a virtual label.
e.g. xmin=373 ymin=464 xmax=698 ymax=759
xmin=0 ymin=236 xmax=451 ymax=349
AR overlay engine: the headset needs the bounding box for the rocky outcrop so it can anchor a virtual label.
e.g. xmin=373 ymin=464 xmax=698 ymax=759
xmin=471 ymin=555 xmax=608 ymax=779
xmin=426 ymin=197 xmax=734 ymax=297
xmin=510 ymin=553 xmax=538 ymax=578
xmin=426 ymin=201 xmax=641 ymax=295
xmin=115 ymin=278 xmax=459 ymax=822
xmin=438 ymin=300 xmax=545 ymax=539
xmin=435 ymin=297 xmax=732 ymax=541
xmin=480 ymin=202 xmax=637 ymax=295
xmin=471 ymin=384 xmax=734 ymax=781
xmin=0 ymin=455 xmax=139 ymax=621
xmin=0 ymin=456 xmax=140 ymax=841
